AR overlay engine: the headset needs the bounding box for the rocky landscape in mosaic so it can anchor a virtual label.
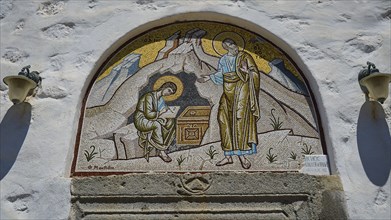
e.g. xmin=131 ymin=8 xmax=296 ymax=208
xmin=0 ymin=1 xmax=389 ymax=219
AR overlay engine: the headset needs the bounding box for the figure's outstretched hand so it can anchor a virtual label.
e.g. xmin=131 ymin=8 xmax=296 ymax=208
xmin=197 ymin=75 xmax=211 ymax=83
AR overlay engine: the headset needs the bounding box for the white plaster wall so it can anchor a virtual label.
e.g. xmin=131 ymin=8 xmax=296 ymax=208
xmin=0 ymin=0 xmax=390 ymax=219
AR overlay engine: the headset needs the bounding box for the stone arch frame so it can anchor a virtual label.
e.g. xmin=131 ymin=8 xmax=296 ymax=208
xmin=68 ymin=12 xmax=348 ymax=220
xmin=70 ymin=12 xmax=333 ymax=176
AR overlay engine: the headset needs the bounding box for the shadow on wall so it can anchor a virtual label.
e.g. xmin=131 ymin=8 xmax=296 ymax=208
xmin=357 ymin=101 xmax=391 ymax=186
xmin=0 ymin=103 xmax=32 ymax=180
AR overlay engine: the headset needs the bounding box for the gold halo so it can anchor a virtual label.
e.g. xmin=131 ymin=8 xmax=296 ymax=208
xmin=153 ymin=75 xmax=183 ymax=102
xmin=212 ymin=31 xmax=245 ymax=56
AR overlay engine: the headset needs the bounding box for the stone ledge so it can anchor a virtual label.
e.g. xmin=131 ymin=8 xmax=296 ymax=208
xmin=70 ymin=173 xmax=347 ymax=219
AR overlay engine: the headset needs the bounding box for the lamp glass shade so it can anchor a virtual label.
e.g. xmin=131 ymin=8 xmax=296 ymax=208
xmin=359 ymin=72 xmax=391 ymax=103
xmin=3 ymin=75 xmax=37 ymax=104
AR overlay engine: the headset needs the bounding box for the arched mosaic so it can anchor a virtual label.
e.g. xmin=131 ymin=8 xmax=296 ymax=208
xmin=71 ymin=21 xmax=326 ymax=175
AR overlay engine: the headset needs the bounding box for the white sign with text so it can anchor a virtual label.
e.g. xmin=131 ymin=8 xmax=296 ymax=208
xmin=300 ymin=155 xmax=330 ymax=175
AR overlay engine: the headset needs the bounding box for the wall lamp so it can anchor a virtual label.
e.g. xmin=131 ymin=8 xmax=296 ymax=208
xmin=3 ymin=65 xmax=42 ymax=105
xmin=358 ymin=62 xmax=391 ymax=104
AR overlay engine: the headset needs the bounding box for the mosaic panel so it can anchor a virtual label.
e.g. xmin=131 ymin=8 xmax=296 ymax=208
xmin=72 ymin=21 xmax=325 ymax=175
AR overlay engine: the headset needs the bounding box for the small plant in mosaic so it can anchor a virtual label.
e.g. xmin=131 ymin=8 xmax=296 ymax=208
xmin=269 ymin=108 xmax=283 ymax=130
xmin=289 ymin=151 xmax=298 ymax=160
xmin=205 ymin=145 xmax=218 ymax=160
xmin=301 ymin=143 xmax=314 ymax=155
xmin=266 ymin=148 xmax=278 ymax=163
xmin=177 ymin=155 xmax=187 ymax=168
xmin=84 ymin=145 xmax=98 ymax=162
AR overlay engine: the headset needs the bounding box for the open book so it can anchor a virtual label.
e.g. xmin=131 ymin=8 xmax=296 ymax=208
xmin=159 ymin=106 xmax=180 ymax=118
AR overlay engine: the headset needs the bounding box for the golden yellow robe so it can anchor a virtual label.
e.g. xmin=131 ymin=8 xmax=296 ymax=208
xmin=134 ymin=92 xmax=175 ymax=152
xmin=217 ymin=52 xmax=260 ymax=155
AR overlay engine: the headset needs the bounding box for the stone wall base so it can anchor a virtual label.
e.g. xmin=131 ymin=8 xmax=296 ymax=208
xmin=70 ymin=173 xmax=347 ymax=219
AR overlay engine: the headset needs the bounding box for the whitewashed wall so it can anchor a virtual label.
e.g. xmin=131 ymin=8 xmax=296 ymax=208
xmin=1 ymin=0 xmax=390 ymax=219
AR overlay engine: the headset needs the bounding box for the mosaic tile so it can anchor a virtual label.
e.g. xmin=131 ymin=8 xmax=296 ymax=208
xmin=72 ymin=21 xmax=325 ymax=175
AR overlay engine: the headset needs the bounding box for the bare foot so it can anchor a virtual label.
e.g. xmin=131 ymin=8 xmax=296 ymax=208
xmin=216 ymin=156 xmax=233 ymax=166
xmin=158 ymin=151 xmax=172 ymax=163
xmin=238 ymin=156 xmax=251 ymax=169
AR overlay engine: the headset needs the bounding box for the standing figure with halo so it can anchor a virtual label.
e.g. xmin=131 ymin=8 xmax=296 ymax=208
xmin=198 ymin=33 xmax=260 ymax=169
